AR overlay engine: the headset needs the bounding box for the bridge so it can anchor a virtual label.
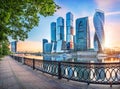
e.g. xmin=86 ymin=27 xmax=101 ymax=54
xmin=0 ymin=56 xmax=120 ymax=89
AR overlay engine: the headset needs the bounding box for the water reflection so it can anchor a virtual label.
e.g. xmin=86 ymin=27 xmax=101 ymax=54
xmin=43 ymin=55 xmax=120 ymax=63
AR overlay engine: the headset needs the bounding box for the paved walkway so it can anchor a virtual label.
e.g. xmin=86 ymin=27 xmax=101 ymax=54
xmin=0 ymin=56 xmax=120 ymax=89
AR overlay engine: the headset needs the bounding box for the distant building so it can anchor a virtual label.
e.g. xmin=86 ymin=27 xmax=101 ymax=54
xmin=56 ymin=17 xmax=65 ymax=52
xmin=51 ymin=22 xmax=56 ymax=42
xmin=44 ymin=43 xmax=52 ymax=53
xmin=51 ymin=22 xmax=57 ymax=53
xmin=73 ymin=35 xmax=76 ymax=51
xmin=56 ymin=17 xmax=64 ymax=41
xmin=66 ymin=12 xmax=74 ymax=50
xmin=51 ymin=42 xmax=57 ymax=53
xmin=42 ymin=39 xmax=48 ymax=53
xmin=76 ymin=17 xmax=90 ymax=51
xmin=56 ymin=40 xmax=66 ymax=53
xmin=11 ymin=41 xmax=17 ymax=53
xmin=94 ymin=9 xmax=105 ymax=52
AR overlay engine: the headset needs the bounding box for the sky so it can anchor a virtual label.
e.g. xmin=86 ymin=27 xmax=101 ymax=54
xmin=26 ymin=0 xmax=120 ymax=48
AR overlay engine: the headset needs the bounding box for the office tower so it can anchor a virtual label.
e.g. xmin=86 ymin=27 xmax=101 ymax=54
xmin=56 ymin=17 xmax=64 ymax=41
xmin=93 ymin=9 xmax=105 ymax=52
xmin=66 ymin=12 xmax=74 ymax=50
xmin=76 ymin=17 xmax=90 ymax=51
xmin=51 ymin=22 xmax=56 ymax=53
xmin=11 ymin=41 xmax=17 ymax=53
xmin=51 ymin=22 xmax=56 ymax=42
xmin=42 ymin=39 xmax=48 ymax=53
xmin=44 ymin=43 xmax=52 ymax=53
xmin=73 ymin=35 xmax=76 ymax=51
xmin=56 ymin=17 xmax=65 ymax=52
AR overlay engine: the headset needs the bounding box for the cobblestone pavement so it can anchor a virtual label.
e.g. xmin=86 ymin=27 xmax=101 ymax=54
xmin=0 ymin=56 xmax=120 ymax=89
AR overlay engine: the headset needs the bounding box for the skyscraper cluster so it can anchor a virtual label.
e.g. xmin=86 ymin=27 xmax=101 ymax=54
xmin=43 ymin=10 xmax=105 ymax=53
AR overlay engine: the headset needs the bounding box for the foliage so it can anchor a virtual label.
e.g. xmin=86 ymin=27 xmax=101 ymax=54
xmin=0 ymin=40 xmax=11 ymax=57
xmin=0 ymin=0 xmax=60 ymax=41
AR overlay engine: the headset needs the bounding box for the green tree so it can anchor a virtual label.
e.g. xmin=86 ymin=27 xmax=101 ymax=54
xmin=0 ymin=40 xmax=11 ymax=57
xmin=0 ymin=0 xmax=60 ymax=41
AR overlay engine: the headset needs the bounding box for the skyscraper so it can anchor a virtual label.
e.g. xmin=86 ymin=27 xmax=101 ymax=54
xmin=51 ymin=22 xmax=56 ymax=42
xmin=51 ymin=22 xmax=56 ymax=53
xmin=93 ymin=10 xmax=105 ymax=52
xmin=56 ymin=17 xmax=64 ymax=41
xmin=42 ymin=39 xmax=48 ymax=53
xmin=76 ymin=17 xmax=90 ymax=51
xmin=66 ymin=12 xmax=74 ymax=50
xmin=56 ymin=17 xmax=65 ymax=52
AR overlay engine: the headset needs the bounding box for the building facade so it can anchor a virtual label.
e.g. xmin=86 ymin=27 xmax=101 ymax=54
xmin=66 ymin=12 xmax=74 ymax=50
xmin=11 ymin=41 xmax=17 ymax=53
xmin=51 ymin=22 xmax=56 ymax=53
xmin=56 ymin=17 xmax=65 ymax=52
xmin=42 ymin=39 xmax=48 ymax=53
xmin=93 ymin=10 xmax=105 ymax=52
xmin=51 ymin=22 xmax=56 ymax=42
xmin=56 ymin=17 xmax=64 ymax=41
xmin=44 ymin=43 xmax=52 ymax=53
xmin=76 ymin=17 xmax=90 ymax=51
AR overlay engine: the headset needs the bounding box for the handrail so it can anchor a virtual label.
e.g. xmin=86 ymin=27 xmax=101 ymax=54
xmin=10 ymin=55 xmax=120 ymax=87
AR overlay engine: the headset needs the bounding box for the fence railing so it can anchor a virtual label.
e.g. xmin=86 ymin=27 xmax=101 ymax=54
xmin=10 ymin=55 xmax=120 ymax=87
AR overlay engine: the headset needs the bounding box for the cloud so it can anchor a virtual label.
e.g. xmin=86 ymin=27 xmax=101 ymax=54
xmin=94 ymin=0 xmax=120 ymax=9
xmin=105 ymin=11 xmax=120 ymax=16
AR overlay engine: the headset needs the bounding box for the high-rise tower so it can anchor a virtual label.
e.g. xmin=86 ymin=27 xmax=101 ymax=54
xmin=51 ymin=22 xmax=56 ymax=42
xmin=76 ymin=17 xmax=90 ymax=51
xmin=66 ymin=12 xmax=74 ymax=50
xmin=56 ymin=17 xmax=64 ymax=41
xmin=93 ymin=10 xmax=105 ymax=52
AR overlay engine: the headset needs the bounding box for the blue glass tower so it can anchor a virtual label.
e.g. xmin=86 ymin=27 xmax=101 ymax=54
xmin=56 ymin=17 xmax=65 ymax=53
xmin=51 ymin=22 xmax=56 ymax=42
xmin=66 ymin=12 xmax=74 ymax=50
xmin=56 ymin=17 xmax=64 ymax=41
xmin=93 ymin=10 xmax=105 ymax=52
xmin=76 ymin=17 xmax=90 ymax=51
xmin=42 ymin=39 xmax=48 ymax=53
xmin=11 ymin=41 xmax=17 ymax=53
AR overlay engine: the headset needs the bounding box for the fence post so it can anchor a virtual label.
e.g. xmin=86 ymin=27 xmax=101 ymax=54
xmin=33 ymin=59 xmax=35 ymax=70
xmin=58 ymin=62 xmax=61 ymax=79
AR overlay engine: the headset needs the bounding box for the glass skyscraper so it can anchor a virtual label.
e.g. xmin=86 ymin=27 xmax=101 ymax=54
xmin=66 ymin=12 xmax=74 ymax=50
xmin=11 ymin=41 xmax=17 ymax=53
xmin=56 ymin=17 xmax=65 ymax=52
xmin=93 ymin=10 xmax=105 ymax=52
xmin=51 ymin=22 xmax=56 ymax=53
xmin=56 ymin=17 xmax=64 ymax=41
xmin=42 ymin=39 xmax=48 ymax=53
xmin=76 ymin=17 xmax=90 ymax=51
xmin=51 ymin=22 xmax=56 ymax=42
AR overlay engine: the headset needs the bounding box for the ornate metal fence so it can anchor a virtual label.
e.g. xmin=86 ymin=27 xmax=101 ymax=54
xmin=11 ymin=55 xmax=120 ymax=86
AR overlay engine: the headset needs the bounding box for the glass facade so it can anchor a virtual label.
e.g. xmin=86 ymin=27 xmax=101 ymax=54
xmin=42 ymin=39 xmax=48 ymax=53
xmin=11 ymin=41 xmax=17 ymax=53
xmin=51 ymin=22 xmax=56 ymax=42
xmin=44 ymin=43 xmax=52 ymax=53
xmin=93 ymin=10 xmax=105 ymax=52
xmin=66 ymin=12 xmax=74 ymax=50
xmin=56 ymin=17 xmax=64 ymax=41
xmin=76 ymin=17 xmax=90 ymax=51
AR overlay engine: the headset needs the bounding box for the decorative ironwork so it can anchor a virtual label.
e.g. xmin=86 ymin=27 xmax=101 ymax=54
xmin=11 ymin=55 xmax=120 ymax=86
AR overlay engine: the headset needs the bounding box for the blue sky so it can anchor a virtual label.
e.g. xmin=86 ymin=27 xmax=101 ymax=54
xmin=26 ymin=0 xmax=120 ymax=48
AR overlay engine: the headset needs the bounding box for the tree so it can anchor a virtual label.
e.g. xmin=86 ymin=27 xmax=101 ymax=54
xmin=0 ymin=40 xmax=11 ymax=57
xmin=0 ymin=0 xmax=60 ymax=41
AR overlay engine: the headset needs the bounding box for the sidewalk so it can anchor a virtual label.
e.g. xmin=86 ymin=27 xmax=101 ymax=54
xmin=0 ymin=56 xmax=120 ymax=89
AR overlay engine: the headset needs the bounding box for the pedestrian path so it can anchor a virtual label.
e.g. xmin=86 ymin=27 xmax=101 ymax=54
xmin=0 ymin=56 xmax=120 ymax=89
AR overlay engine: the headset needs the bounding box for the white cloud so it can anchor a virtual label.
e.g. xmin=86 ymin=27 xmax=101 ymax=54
xmin=105 ymin=11 xmax=120 ymax=16
xmin=94 ymin=0 xmax=120 ymax=9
